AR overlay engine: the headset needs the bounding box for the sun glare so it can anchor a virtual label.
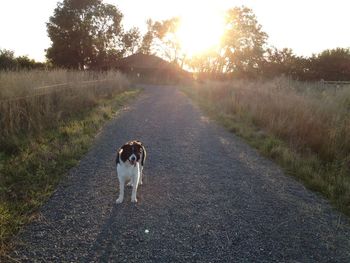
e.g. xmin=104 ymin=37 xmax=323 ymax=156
xmin=176 ymin=7 xmax=225 ymax=57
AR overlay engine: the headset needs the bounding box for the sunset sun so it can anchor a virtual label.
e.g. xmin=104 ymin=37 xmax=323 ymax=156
xmin=176 ymin=9 xmax=225 ymax=57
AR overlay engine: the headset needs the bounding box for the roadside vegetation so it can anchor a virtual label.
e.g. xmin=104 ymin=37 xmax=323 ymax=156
xmin=0 ymin=70 xmax=140 ymax=253
xmin=183 ymin=78 xmax=350 ymax=215
xmin=0 ymin=70 xmax=128 ymax=139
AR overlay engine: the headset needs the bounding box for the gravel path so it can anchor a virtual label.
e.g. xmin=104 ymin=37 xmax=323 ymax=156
xmin=12 ymin=86 xmax=350 ymax=262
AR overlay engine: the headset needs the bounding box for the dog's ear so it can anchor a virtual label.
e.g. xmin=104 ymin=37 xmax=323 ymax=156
xmin=135 ymin=140 xmax=143 ymax=146
xmin=115 ymin=148 xmax=122 ymax=165
xmin=141 ymin=145 xmax=146 ymax=166
xmin=133 ymin=141 xmax=146 ymax=166
xmin=119 ymin=145 xmax=131 ymax=162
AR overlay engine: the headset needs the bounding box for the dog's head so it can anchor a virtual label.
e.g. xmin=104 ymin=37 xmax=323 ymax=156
xmin=118 ymin=141 xmax=144 ymax=165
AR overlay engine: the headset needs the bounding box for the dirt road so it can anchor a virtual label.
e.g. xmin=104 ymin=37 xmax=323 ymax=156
xmin=12 ymin=86 xmax=350 ymax=262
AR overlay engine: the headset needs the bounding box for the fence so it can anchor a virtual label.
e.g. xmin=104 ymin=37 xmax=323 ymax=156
xmin=0 ymin=79 xmax=111 ymax=103
xmin=321 ymin=80 xmax=350 ymax=87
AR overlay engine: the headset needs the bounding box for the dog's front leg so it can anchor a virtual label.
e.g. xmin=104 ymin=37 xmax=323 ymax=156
xmin=131 ymin=173 xmax=139 ymax=203
xmin=139 ymin=166 xmax=143 ymax=185
xmin=116 ymin=176 xmax=125 ymax=204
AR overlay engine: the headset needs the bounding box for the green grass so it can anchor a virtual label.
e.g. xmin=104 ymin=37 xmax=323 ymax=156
xmin=0 ymin=89 xmax=141 ymax=254
xmin=181 ymin=80 xmax=350 ymax=217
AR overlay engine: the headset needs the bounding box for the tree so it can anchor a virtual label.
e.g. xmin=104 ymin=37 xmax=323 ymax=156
xmin=258 ymin=47 xmax=350 ymax=81
xmin=139 ymin=19 xmax=154 ymax=55
xmin=221 ymin=7 xmax=268 ymax=77
xmin=0 ymin=49 xmax=44 ymax=70
xmin=46 ymin=0 xmax=124 ymax=69
xmin=122 ymin=27 xmax=141 ymax=56
xmin=187 ymin=50 xmax=222 ymax=75
xmin=148 ymin=17 xmax=182 ymax=63
xmin=16 ymin=56 xmax=45 ymax=70
xmin=309 ymin=48 xmax=350 ymax=80
xmin=0 ymin=49 xmax=17 ymax=70
xmin=262 ymin=48 xmax=313 ymax=80
xmin=262 ymin=47 xmax=295 ymax=77
xmin=184 ymin=6 xmax=268 ymax=78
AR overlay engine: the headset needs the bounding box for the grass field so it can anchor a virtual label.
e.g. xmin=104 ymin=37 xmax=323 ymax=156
xmin=0 ymin=70 xmax=140 ymax=253
xmin=183 ymin=77 xmax=350 ymax=216
xmin=0 ymin=70 xmax=129 ymax=141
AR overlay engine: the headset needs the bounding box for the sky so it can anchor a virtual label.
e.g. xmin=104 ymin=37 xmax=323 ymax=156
xmin=0 ymin=0 xmax=349 ymax=62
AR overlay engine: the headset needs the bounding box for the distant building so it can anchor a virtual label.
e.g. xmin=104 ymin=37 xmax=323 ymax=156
xmin=115 ymin=53 xmax=190 ymax=83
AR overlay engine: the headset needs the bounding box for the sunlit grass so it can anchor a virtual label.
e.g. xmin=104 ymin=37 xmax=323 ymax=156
xmin=183 ymin=77 xmax=350 ymax=215
xmin=0 ymin=70 xmax=129 ymax=144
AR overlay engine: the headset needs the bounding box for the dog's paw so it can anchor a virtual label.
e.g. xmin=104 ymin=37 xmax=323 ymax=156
xmin=131 ymin=198 xmax=138 ymax=203
xmin=116 ymin=198 xmax=123 ymax=204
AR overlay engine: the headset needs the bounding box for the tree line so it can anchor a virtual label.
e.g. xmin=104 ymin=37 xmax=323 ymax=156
xmin=0 ymin=49 xmax=45 ymax=70
xmin=1 ymin=0 xmax=349 ymax=81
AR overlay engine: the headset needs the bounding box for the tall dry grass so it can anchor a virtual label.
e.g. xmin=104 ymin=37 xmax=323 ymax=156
xmin=0 ymin=69 xmax=134 ymax=253
xmin=187 ymin=77 xmax=350 ymax=213
xmin=195 ymin=77 xmax=350 ymax=162
xmin=0 ymin=70 xmax=129 ymax=152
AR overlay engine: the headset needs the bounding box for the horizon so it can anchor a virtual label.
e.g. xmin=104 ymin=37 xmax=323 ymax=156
xmin=0 ymin=0 xmax=349 ymax=62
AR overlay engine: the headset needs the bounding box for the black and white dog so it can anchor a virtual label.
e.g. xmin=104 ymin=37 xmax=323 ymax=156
xmin=115 ymin=140 xmax=146 ymax=203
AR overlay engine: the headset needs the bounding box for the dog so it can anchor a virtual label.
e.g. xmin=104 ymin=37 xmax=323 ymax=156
xmin=115 ymin=140 xmax=146 ymax=203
